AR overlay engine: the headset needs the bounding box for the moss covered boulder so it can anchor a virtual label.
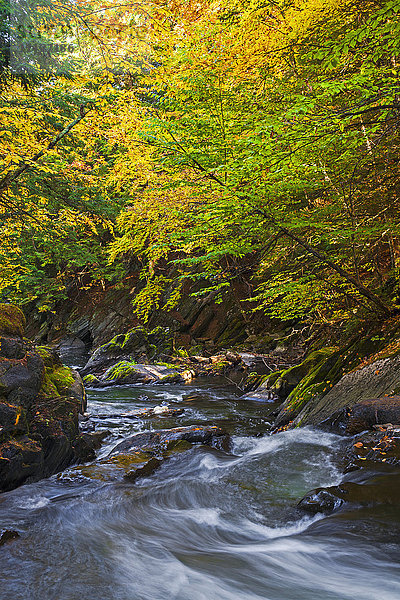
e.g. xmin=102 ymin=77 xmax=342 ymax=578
xmin=80 ymin=326 xmax=173 ymax=377
xmin=84 ymin=360 xmax=185 ymax=387
xmin=0 ymin=309 xmax=91 ymax=492
xmin=0 ymin=304 xmax=26 ymax=338
xmin=64 ymin=425 xmax=230 ymax=484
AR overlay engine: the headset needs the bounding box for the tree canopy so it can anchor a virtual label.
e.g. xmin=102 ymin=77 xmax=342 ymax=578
xmin=1 ymin=0 xmax=399 ymax=324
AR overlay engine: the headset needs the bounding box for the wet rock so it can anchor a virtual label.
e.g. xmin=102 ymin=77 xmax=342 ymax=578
xmin=110 ymin=425 xmax=230 ymax=455
xmin=0 ymin=529 xmax=20 ymax=546
xmin=0 ymin=437 xmax=44 ymax=491
xmin=298 ymin=472 xmax=400 ymax=514
xmin=345 ymin=427 xmax=400 ymax=468
xmin=297 ymin=488 xmax=344 ymax=514
xmin=124 ymin=457 xmax=162 ymax=481
xmin=65 ymin=425 xmax=230 ymax=484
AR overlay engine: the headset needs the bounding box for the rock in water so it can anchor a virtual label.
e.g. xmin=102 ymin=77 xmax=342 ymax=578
xmin=63 ymin=425 xmax=231 ymax=484
xmin=0 ymin=529 xmax=20 ymax=546
xmin=110 ymin=425 xmax=231 ymax=455
xmin=298 ymin=472 xmax=400 ymax=514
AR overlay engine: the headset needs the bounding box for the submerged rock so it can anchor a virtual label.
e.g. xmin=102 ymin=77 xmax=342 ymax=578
xmin=0 ymin=529 xmax=20 ymax=546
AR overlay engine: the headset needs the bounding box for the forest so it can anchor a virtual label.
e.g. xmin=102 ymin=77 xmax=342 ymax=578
xmin=1 ymin=0 xmax=399 ymax=325
xmin=1 ymin=2 xmax=400 ymax=599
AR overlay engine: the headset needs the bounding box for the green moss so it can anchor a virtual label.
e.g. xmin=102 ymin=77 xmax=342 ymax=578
xmin=188 ymin=345 xmax=204 ymax=356
xmin=48 ymin=366 xmax=75 ymax=394
xmin=40 ymin=374 xmax=59 ymax=397
xmin=105 ymin=360 xmax=138 ymax=381
xmin=107 ymin=451 xmax=151 ymax=468
xmin=35 ymin=346 xmax=62 ymax=369
xmin=158 ymin=372 xmax=181 ymax=383
xmin=157 ymin=362 xmax=177 ymax=369
xmin=211 ymin=360 xmax=230 ymax=373
xmin=40 ymin=364 xmax=75 ymax=398
xmin=174 ymin=347 xmax=189 ymax=358
xmin=0 ymin=304 xmax=26 ymax=337
xmin=261 ymin=370 xmax=284 ymax=388
xmin=166 ymin=439 xmax=192 ymax=454
xmin=82 ymin=374 xmax=101 ymax=385
xmin=281 ymin=347 xmax=338 ymax=388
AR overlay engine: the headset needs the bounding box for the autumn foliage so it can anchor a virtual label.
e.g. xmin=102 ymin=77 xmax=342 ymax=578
xmin=1 ymin=0 xmax=399 ymax=323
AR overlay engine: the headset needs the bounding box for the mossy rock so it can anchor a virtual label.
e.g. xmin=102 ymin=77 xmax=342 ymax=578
xmin=0 ymin=305 xmax=26 ymax=338
xmin=35 ymin=346 xmax=61 ymax=369
xmin=158 ymin=372 xmax=182 ymax=383
xmin=281 ymin=348 xmax=338 ymax=389
xmin=274 ymin=349 xmax=340 ymax=426
xmin=107 ymin=451 xmax=152 ymax=469
xmin=104 ymin=360 xmax=139 ymax=382
xmin=40 ymin=363 xmax=76 ymax=398
xmin=166 ymin=439 xmax=192 ymax=455
xmin=82 ymin=374 xmax=101 ymax=386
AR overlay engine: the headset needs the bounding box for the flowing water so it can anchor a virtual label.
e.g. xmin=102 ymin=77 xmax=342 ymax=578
xmin=1 ymin=377 xmax=400 ymax=600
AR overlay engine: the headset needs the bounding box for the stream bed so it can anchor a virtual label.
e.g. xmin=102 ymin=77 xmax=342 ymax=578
xmin=1 ymin=378 xmax=400 ymax=600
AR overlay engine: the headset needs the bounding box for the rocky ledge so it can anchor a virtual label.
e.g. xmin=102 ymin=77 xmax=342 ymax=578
xmin=0 ymin=304 xmax=94 ymax=492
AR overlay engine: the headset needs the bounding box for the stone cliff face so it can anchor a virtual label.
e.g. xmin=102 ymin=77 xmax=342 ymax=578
xmin=24 ymin=274 xmax=269 ymax=352
xmin=0 ymin=304 xmax=91 ymax=492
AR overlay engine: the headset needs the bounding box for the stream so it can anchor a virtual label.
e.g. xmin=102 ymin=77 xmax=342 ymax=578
xmin=1 ymin=374 xmax=400 ymax=599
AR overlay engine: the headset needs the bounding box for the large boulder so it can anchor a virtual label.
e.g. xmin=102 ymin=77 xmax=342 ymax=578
xmin=80 ymin=326 xmax=173 ymax=377
xmin=294 ymin=355 xmax=400 ymax=428
xmin=0 ymin=306 xmax=91 ymax=492
xmin=83 ymin=361 xmax=186 ymax=387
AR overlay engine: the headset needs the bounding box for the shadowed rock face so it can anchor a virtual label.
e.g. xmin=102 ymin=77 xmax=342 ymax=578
xmin=293 ymin=356 xmax=400 ymax=428
xmin=319 ymin=396 xmax=400 ymax=435
xmin=0 ymin=304 xmax=91 ymax=492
